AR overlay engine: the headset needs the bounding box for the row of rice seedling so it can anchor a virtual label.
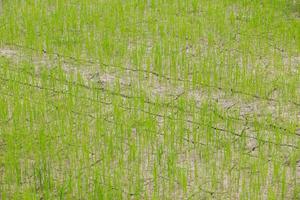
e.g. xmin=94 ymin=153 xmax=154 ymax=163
xmin=0 ymin=0 xmax=299 ymax=199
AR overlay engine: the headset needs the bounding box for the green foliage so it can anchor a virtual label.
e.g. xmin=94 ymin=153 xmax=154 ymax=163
xmin=0 ymin=0 xmax=299 ymax=199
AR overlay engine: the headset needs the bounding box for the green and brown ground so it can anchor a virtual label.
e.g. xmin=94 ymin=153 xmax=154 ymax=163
xmin=0 ymin=0 xmax=299 ymax=199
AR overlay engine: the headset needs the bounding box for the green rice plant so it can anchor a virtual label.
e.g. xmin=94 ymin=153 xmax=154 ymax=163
xmin=0 ymin=0 xmax=299 ymax=199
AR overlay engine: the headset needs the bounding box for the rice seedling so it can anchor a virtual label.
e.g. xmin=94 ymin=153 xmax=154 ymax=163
xmin=0 ymin=0 xmax=299 ymax=199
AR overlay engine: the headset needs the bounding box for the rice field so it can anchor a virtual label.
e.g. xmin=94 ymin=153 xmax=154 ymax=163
xmin=0 ymin=0 xmax=299 ymax=199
